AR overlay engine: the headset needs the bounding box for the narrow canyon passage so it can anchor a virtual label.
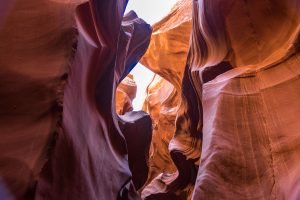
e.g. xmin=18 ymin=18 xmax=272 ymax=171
xmin=1 ymin=0 xmax=300 ymax=200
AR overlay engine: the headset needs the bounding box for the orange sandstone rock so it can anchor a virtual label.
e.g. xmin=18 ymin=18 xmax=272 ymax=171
xmin=116 ymin=74 xmax=137 ymax=115
xmin=141 ymin=0 xmax=300 ymax=199
xmin=142 ymin=75 xmax=178 ymax=183
xmin=140 ymin=0 xmax=192 ymax=90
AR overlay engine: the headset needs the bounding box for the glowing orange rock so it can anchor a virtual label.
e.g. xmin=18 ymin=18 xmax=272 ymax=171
xmin=116 ymin=74 xmax=137 ymax=115
xmin=140 ymin=0 xmax=192 ymax=90
xmin=141 ymin=0 xmax=300 ymax=199
xmin=140 ymin=0 xmax=197 ymax=198
xmin=142 ymin=75 xmax=178 ymax=183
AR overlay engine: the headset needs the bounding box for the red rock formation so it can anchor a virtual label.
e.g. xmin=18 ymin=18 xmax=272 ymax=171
xmin=190 ymin=0 xmax=300 ymax=199
xmin=116 ymin=74 xmax=137 ymax=115
xmin=140 ymin=1 xmax=197 ymax=199
xmin=141 ymin=0 xmax=300 ymax=199
xmin=118 ymin=111 xmax=152 ymax=191
xmin=116 ymin=74 xmax=152 ymax=190
xmin=35 ymin=1 xmax=152 ymax=199
xmin=140 ymin=0 xmax=192 ymax=90
xmin=1 ymin=0 xmax=300 ymax=199
xmin=0 ymin=1 xmax=77 ymax=198
xmin=142 ymin=75 xmax=178 ymax=183
xmin=0 ymin=0 xmax=152 ymax=199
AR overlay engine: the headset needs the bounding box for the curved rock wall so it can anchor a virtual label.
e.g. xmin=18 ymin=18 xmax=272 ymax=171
xmin=140 ymin=1 xmax=198 ymax=199
xmin=0 ymin=0 xmax=152 ymax=199
xmin=36 ymin=1 xmax=152 ymax=199
xmin=140 ymin=0 xmax=300 ymax=199
xmin=140 ymin=0 xmax=192 ymax=90
xmin=0 ymin=1 xmax=77 ymax=198
xmin=142 ymin=75 xmax=178 ymax=184
xmin=190 ymin=0 xmax=300 ymax=199
xmin=116 ymin=74 xmax=137 ymax=115
xmin=1 ymin=0 xmax=300 ymax=199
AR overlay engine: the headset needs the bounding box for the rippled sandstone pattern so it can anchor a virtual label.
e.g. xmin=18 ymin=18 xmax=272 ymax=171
xmin=36 ymin=1 xmax=152 ymax=199
xmin=1 ymin=0 xmax=152 ymax=199
xmin=142 ymin=75 xmax=178 ymax=184
xmin=190 ymin=0 xmax=300 ymax=199
xmin=140 ymin=0 xmax=197 ymax=199
xmin=140 ymin=0 xmax=300 ymax=199
xmin=1 ymin=0 xmax=300 ymax=199
xmin=140 ymin=0 xmax=192 ymax=91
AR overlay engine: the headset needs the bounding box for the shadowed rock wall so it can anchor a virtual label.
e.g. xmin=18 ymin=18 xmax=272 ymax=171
xmin=0 ymin=0 xmax=77 ymax=198
xmin=35 ymin=1 xmax=152 ymax=199
xmin=0 ymin=0 xmax=152 ymax=199
xmin=1 ymin=0 xmax=300 ymax=199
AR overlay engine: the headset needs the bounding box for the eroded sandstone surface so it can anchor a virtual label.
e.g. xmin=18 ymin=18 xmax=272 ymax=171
xmin=140 ymin=0 xmax=300 ymax=199
xmin=1 ymin=0 xmax=152 ymax=199
xmin=116 ymin=74 xmax=137 ymax=115
xmin=1 ymin=0 xmax=300 ymax=199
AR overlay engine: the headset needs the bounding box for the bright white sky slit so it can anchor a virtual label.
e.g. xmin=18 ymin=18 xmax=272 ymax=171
xmin=125 ymin=0 xmax=177 ymax=110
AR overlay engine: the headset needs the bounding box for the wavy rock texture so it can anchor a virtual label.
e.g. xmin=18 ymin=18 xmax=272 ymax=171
xmin=141 ymin=0 xmax=300 ymax=199
xmin=140 ymin=0 xmax=192 ymax=90
xmin=0 ymin=1 xmax=77 ymax=198
xmin=141 ymin=74 xmax=197 ymax=200
xmin=116 ymin=74 xmax=153 ymax=191
xmin=116 ymin=74 xmax=137 ymax=115
xmin=140 ymin=1 xmax=199 ymax=199
xmin=1 ymin=0 xmax=300 ymax=199
xmin=35 ymin=1 xmax=152 ymax=199
xmin=142 ymin=75 xmax=178 ymax=184
xmin=0 ymin=0 xmax=152 ymax=199
xmin=190 ymin=0 xmax=300 ymax=199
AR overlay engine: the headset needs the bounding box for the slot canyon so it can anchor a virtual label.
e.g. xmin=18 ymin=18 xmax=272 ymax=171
xmin=1 ymin=0 xmax=300 ymax=199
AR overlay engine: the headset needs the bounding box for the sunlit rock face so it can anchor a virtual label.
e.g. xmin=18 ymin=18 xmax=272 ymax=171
xmin=1 ymin=0 xmax=300 ymax=199
xmin=116 ymin=74 xmax=137 ymax=115
xmin=140 ymin=0 xmax=192 ymax=91
xmin=140 ymin=0 xmax=197 ymax=199
xmin=141 ymin=0 xmax=300 ymax=199
xmin=142 ymin=75 xmax=178 ymax=184
xmin=0 ymin=0 xmax=152 ymax=199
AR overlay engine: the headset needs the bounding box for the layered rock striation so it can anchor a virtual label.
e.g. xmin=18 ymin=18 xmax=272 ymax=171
xmin=190 ymin=1 xmax=300 ymax=199
xmin=1 ymin=0 xmax=152 ymax=199
xmin=1 ymin=0 xmax=300 ymax=199
xmin=36 ymin=1 xmax=152 ymax=199
xmin=140 ymin=0 xmax=300 ymax=199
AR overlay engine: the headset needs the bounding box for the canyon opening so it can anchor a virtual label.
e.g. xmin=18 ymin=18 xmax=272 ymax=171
xmin=1 ymin=0 xmax=300 ymax=200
